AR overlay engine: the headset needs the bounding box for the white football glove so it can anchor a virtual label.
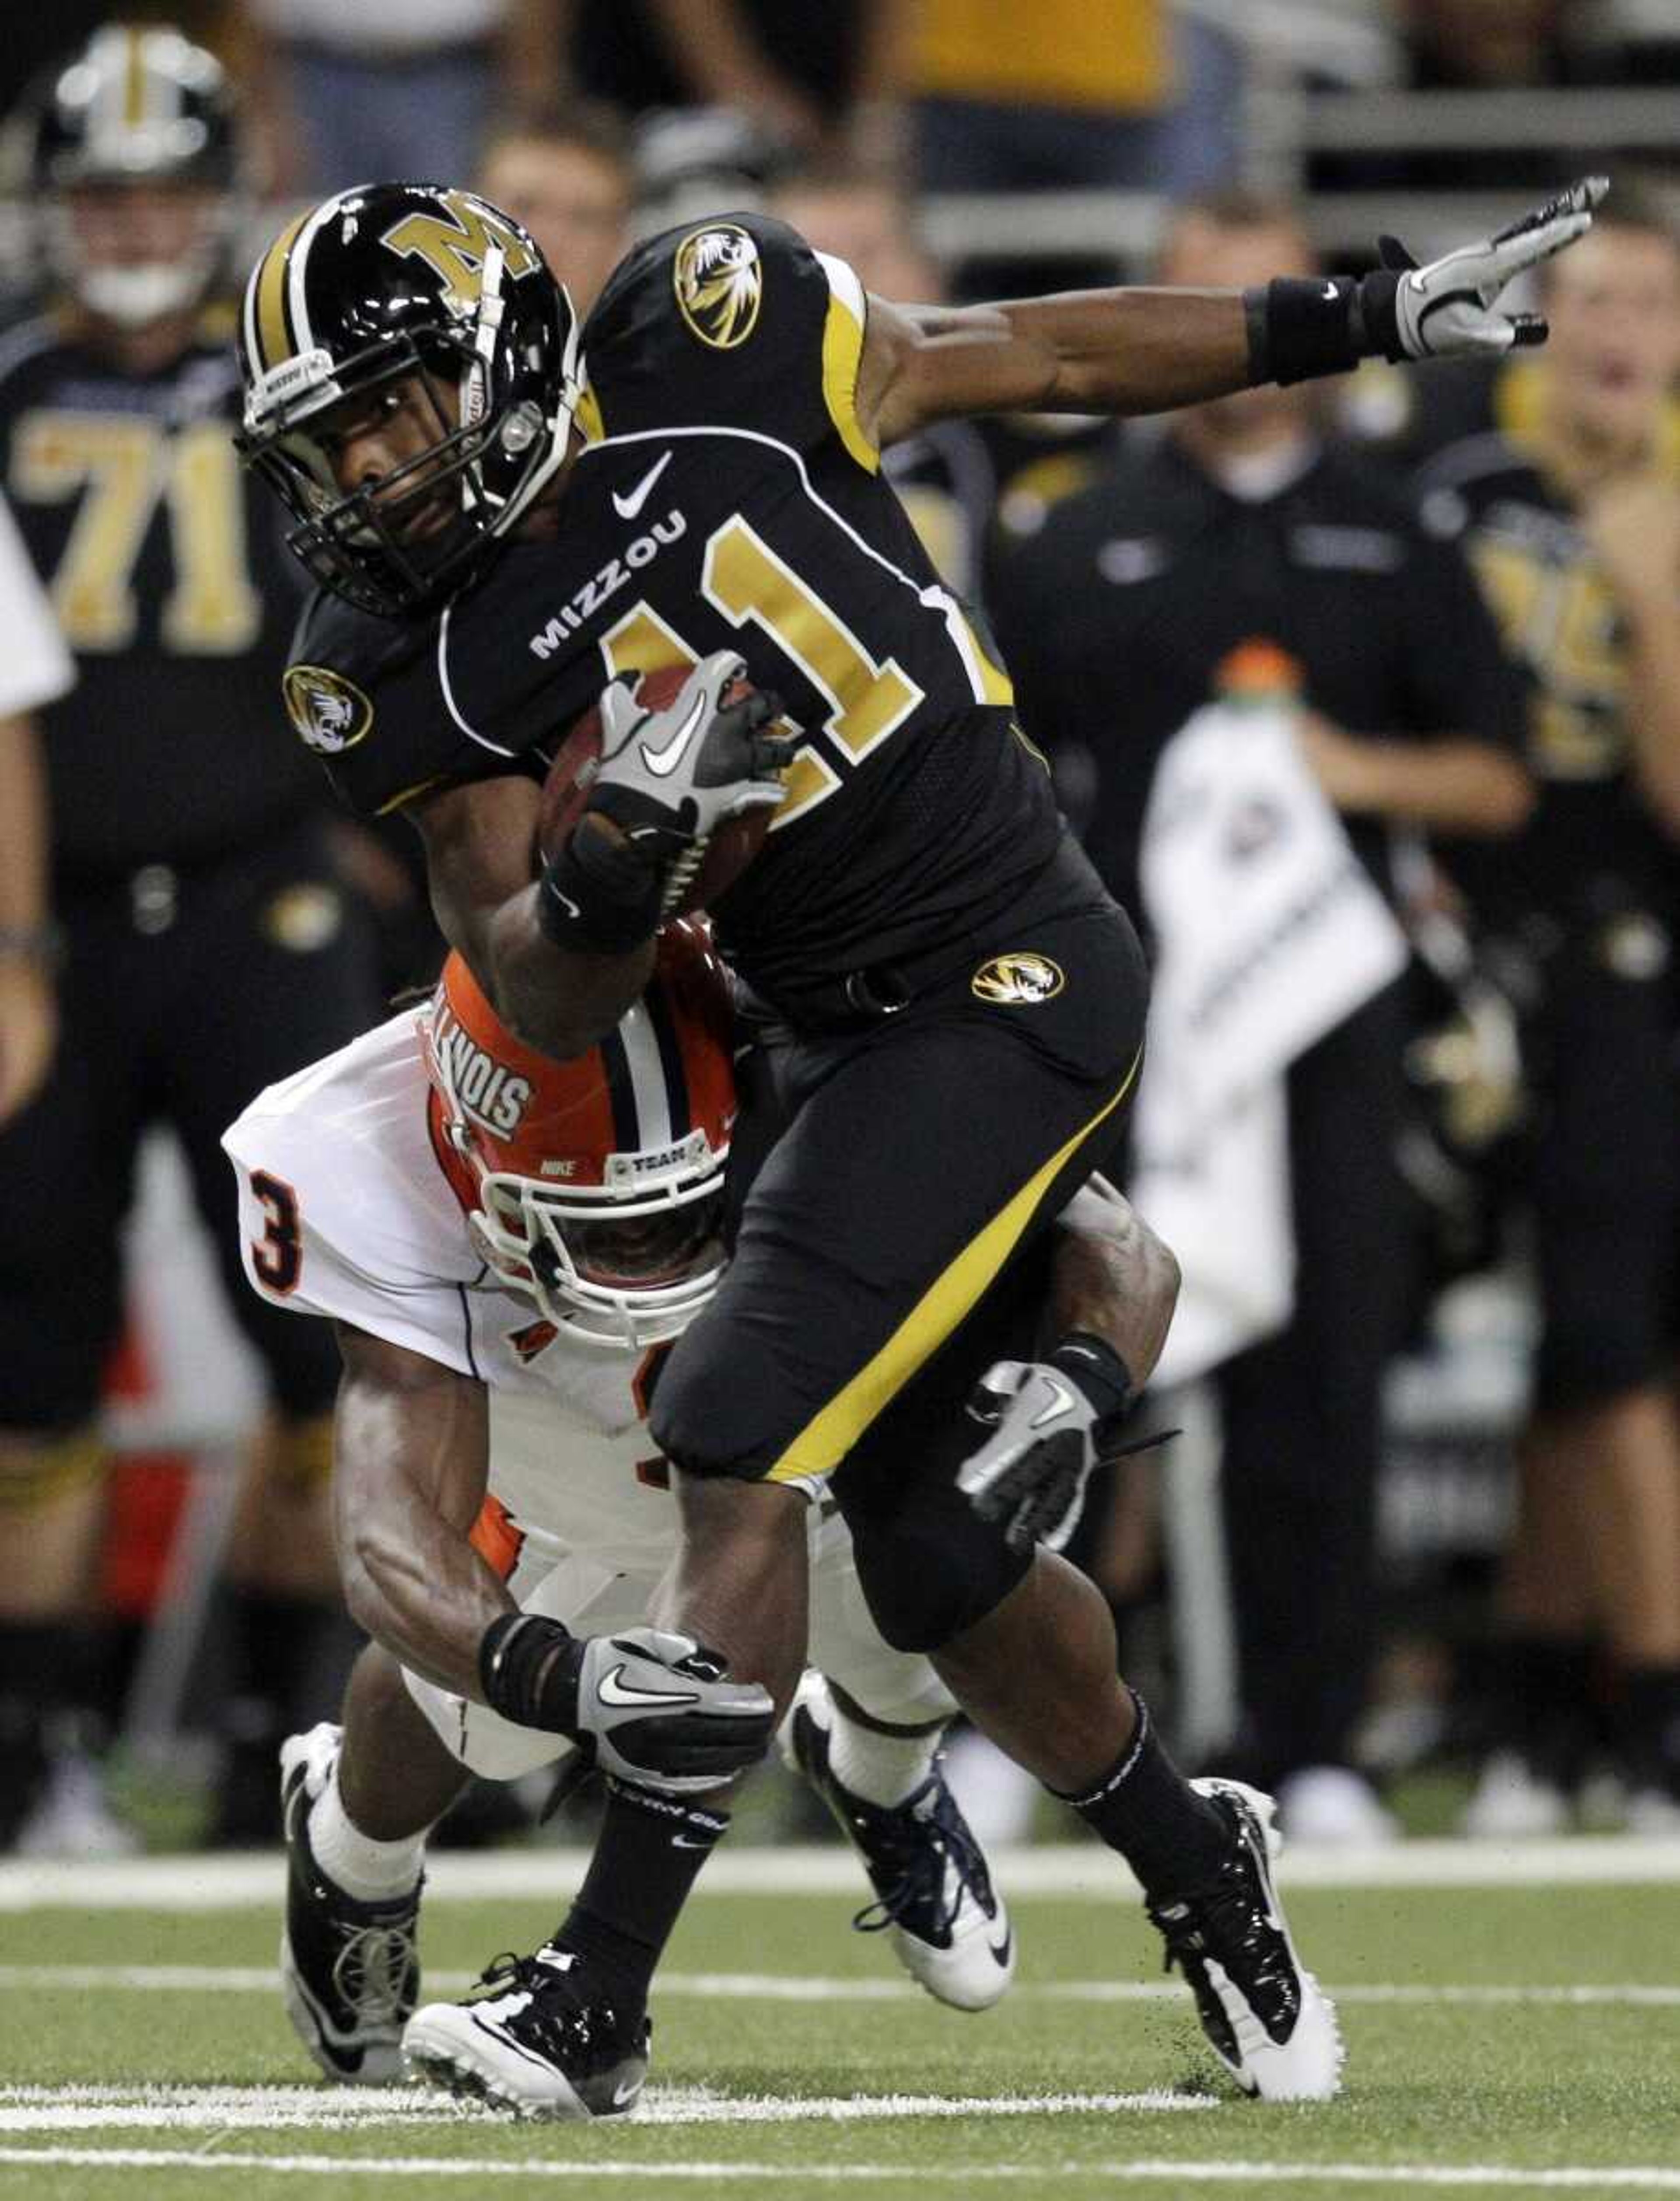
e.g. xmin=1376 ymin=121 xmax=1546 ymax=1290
xmin=957 ymin=1359 xmax=1113 ymax=1557
xmin=572 ymin=1625 xmax=775 ymax=1793
xmin=588 ymin=651 xmax=795 ymax=910
xmin=1379 ymin=175 xmax=1606 ymax=361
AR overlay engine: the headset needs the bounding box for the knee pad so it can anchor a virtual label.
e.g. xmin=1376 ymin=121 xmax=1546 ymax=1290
xmin=0 ymin=1425 xmax=105 ymax=1514
xmin=841 ymin=1478 xmax=1030 ymax=1655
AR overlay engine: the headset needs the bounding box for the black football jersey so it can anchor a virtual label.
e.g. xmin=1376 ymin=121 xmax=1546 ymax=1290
xmin=1418 ymin=428 xmax=1677 ymax=919
xmin=284 ymin=214 xmax=1062 ymax=1012
xmin=0 ymin=308 xmax=319 ymax=886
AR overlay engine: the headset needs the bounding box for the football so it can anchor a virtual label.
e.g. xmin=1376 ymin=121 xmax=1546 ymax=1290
xmin=539 ymin=662 xmax=776 ymax=918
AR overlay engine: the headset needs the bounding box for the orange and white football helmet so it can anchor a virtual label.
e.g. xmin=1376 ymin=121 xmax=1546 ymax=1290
xmin=423 ymin=919 xmax=736 ymax=1349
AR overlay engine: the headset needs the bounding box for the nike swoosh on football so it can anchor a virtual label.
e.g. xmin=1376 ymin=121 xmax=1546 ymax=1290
xmin=612 ymin=449 xmax=672 ymax=521
xmin=597 ymin=1663 xmax=701 ymax=1709
xmin=639 ymin=691 xmax=708 ymax=779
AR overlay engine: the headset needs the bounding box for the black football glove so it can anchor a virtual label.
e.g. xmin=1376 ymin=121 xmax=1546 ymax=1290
xmin=481 ymin=1615 xmax=776 ymax=1792
xmin=1365 ymin=175 xmax=1606 ymax=363
xmin=957 ymin=1359 xmax=1120 ymax=1557
xmin=587 ymin=651 xmax=796 ymax=915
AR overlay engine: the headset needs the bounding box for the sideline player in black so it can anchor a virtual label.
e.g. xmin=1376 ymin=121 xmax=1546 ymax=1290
xmin=235 ymin=171 xmax=1603 ymax=2109
xmin=0 ymin=26 xmax=385 ymax=1848
xmin=1417 ymin=190 xmax=1680 ymax=1837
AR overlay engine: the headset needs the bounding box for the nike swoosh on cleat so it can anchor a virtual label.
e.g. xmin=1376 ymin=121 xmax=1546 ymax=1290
xmin=597 ymin=1663 xmax=702 ymax=1709
xmin=612 ymin=2077 xmax=643 ymax=2107
xmin=612 ymin=450 xmax=672 ymax=521
xmin=638 ymin=692 xmax=708 ymax=779
xmin=988 ymin=1931 xmax=1013 ymax=1967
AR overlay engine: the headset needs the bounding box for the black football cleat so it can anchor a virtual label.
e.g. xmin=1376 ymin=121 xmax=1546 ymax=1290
xmin=404 ymin=1944 xmax=651 ymax=2120
xmin=1148 ymin=1778 xmax=1344 ymax=2101
xmin=279 ymin=1724 xmax=421 ymax=2085
xmin=783 ymin=1673 xmax=1015 ymax=2011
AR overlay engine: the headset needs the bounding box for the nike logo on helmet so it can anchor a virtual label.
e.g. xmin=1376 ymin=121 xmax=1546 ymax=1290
xmin=639 ymin=690 xmax=709 ymax=779
xmin=597 ymin=1663 xmax=701 ymax=1710
xmin=612 ymin=449 xmax=672 ymax=521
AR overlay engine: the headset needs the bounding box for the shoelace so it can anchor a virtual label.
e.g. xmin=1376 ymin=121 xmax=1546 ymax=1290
xmin=329 ymin=1922 xmax=416 ymax=2022
xmin=850 ymin=1782 xmax=992 ymax=1941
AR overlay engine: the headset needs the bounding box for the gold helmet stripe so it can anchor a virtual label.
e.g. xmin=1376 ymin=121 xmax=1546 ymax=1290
xmin=123 ymin=27 xmax=147 ymax=128
xmin=249 ymin=210 xmax=311 ymax=373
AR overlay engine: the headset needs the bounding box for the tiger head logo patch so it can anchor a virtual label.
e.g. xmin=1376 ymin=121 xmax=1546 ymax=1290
xmin=972 ymin=952 xmax=1065 ymax=1006
xmin=283 ymin=665 xmax=374 ymax=756
xmin=674 ymin=224 xmax=763 ymax=350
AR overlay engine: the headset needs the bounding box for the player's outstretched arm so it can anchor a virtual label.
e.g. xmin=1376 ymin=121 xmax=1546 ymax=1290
xmin=863 ymin=178 xmax=1606 ymax=447
xmin=332 ymin=1323 xmax=775 ymax=1790
xmin=957 ymin=1180 xmax=1180 ymax=1555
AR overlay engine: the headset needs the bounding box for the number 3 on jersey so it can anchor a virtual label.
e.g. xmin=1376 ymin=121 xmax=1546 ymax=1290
xmin=248 ymin=1169 xmax=304 ymax=1294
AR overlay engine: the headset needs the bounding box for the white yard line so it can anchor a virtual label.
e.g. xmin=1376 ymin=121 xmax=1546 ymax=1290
xmin=0 ymin=2084 xmax=1215 ymax=2133
xmin=4 ymin=1839 xmax=1680 ymax=1912
xmin=0 ymin=1967 xmax=1677 ymax=2008
xmin=1 ymin=2145 xmax=1679 ymax=2187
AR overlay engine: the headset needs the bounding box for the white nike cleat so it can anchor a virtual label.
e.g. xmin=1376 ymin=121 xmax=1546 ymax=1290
xmin=404 ymin=1944 xmax=649 ymax=2120
xmin=1460 ymin=1749 xmax=1571 ymax=1840
xmin=782 ymin=1673 xmax=1015 ymax=2013
xmin=1148 ymin=1778 xmax=1345 ymax=2102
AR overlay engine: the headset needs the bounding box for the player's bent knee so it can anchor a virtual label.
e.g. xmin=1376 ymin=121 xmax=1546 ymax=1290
xmin=846 ymin=1502 xmax=1029 ymax=1655
xmin=650 ymin=1322 xmax=790 ymax=1479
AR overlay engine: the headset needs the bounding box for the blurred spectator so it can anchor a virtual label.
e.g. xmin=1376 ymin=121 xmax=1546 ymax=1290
xmin=0 ymin=493 xmax=75 ymax=1137
xmin=1417 ymin=189 xmax=1680 ymax=1835
xmin=902 ymin=0 xmax=1239 ymax=202
xmin=233 ymin=0 xmax=522 ymax=196
xmin=513 ymin=0 xmax=901 ymax=168
xmin=0 ymin=25 xmax=385 ymax=1849
xmin=992 ymin=190 xmax=1532 ymax=1842
xmin=478 ymin=102 xmax=632 ymax=314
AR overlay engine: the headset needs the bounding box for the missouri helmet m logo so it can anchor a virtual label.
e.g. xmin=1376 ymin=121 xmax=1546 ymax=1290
xmin=381 ymin=190 xmax=538 ymax=315
xmin=971 ymin=952 xmax=1065 ymax=1006
xmin=674 ymin=225 xmax=762 ymax=350
xmin=283 ymin=665 xmax=374 ymax=756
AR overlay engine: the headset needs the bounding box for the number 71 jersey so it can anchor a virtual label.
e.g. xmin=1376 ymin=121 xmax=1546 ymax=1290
xmin=0 ymin=311 xmax=316 ymax=878
xmin=285 ymin=213 xmax=1062 ymax=1015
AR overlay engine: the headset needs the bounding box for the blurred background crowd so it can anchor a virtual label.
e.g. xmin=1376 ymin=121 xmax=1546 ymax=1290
xmin=0 ymin=0 xmax=1675 ymax=1862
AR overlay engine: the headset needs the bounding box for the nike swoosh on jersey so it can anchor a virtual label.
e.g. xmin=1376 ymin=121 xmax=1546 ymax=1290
xmin=597 ymin=1663 xmax=701 ymax=1709
xmin=639 ymin=691 xmax=708 ymax=779
xmin=612 ymin=449 xmax=672 ymax=521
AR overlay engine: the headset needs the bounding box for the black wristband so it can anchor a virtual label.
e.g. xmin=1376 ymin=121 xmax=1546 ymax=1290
xmin=1050 ymin=1331 xmax=1136 ymax=1436
xmin=1245 ymin=275 xmax=1390 ymax=388
xmin=479 ymin=1611 xmax=584 ymax=1732
xmin=538 ymin=818 xmax=664 ymax=954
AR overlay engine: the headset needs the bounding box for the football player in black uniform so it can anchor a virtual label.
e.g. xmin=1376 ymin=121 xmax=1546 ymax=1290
xmin=234 ymin=169 xmax=1602 ymax=2110
xmin=0 ymin=27 xmax=386 ymax=1849
xmin=1417 ymin=190 xmax=1680 ymax=1837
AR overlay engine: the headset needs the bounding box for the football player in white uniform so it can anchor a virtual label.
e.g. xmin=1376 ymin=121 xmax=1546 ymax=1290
xmin=225 ymin=920 xmax=1172 ymax=2112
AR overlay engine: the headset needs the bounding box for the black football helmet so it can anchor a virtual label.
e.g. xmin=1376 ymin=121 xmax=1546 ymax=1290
xmin=18 ymin=23 xmax=242 ymax=325
xmin=236 ymin=182 xmax=584 ymax=619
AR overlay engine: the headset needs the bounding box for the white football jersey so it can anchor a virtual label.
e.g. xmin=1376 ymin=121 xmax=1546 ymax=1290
xmin=224 ymin=1009 xmax=956 ymax=1780
xmin=223 ymin=1005 xmax=679 ymax=1569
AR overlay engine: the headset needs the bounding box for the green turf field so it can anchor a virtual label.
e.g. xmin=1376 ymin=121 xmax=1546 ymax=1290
xmin=2 ymin=1847 xmax=1677 ymax=2199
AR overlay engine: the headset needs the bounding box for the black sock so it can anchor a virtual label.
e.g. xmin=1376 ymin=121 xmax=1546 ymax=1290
xmin=1500 ymin=1634 xmax=1597 ymax=1778
xmin=1056 ymin=1691 xmax=1230 ymax=1901
xmin=0 ymin=1620 xmax=73 ymax=1846
xmin=551 ymin=1778 xmax=729 ymax=2015
xmin=1619 ymin=1662 xmax=1680 ymax=1784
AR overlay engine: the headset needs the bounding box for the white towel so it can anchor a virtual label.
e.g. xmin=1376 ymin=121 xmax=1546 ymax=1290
xmin=1130 ymin=699 xmax=1409 ymax=1385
